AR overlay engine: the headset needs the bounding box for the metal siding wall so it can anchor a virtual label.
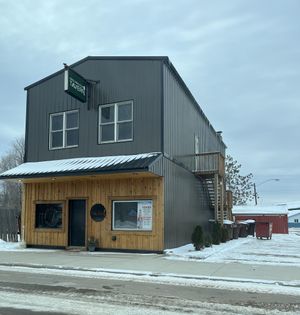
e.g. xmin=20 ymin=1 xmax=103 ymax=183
xmin=163 ymin=157 xmax=213 ymax=249
xmin=288 ymin=213 xmax=300 ymax=223
xmin=236 ymin=215 xmax=289 ymax=234
xmin=163 ymin=64 xmax=225 ymax=159
xmin=162 ymin=63 xmax=225 ymax=249
xmin=149 ymin=155 xmax=164 ymax=176
xmin=289 ymin=223 xmax=300 ymax=227
xmin=26 ymin=59 xmax=162 ymax=162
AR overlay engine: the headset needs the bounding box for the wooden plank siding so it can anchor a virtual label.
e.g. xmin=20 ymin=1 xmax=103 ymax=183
xmin=23 ymin=175 xmax=164 ymax=251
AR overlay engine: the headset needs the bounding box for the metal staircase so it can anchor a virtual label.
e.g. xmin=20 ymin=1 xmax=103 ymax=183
xmin=175 ymin=151 xmax=233 ymax=223
xmin=200 ymin=175 xmax=229 ymax=222
xmin=192 ymin=152 xmax=231 ymax=224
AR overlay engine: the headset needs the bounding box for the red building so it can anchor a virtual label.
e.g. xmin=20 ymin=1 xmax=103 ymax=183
xmin=232 ymin=205 xmax=288 ymax=234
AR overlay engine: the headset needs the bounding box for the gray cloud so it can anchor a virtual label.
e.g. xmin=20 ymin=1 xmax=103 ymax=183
xmin=0 ymin=0 xmax=299 ymax=203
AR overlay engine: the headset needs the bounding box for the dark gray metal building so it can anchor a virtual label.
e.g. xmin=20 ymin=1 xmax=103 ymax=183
xmin=0 ymin=56 xmax=228 ymax=251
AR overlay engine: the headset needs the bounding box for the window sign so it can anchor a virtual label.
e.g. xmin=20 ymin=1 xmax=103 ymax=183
xmin=64 ymin=68 xmax=87 ymax=103
xmin=137 ymin=201 xmax=152 ymax=230
xmin=113 ymin=200 xmax=152 ymax=231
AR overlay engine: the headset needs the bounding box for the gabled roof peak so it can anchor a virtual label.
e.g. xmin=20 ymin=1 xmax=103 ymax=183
xmin=24 ymin=56 xmax=169 ymax=90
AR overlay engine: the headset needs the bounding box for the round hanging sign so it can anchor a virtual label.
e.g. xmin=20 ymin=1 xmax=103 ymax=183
xmin=90 ymin=204 xmax=106 ymax=222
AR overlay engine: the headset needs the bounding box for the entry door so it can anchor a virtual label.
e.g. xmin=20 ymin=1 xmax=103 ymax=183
xmin=68 ymin=199 xmax=86 ymax=247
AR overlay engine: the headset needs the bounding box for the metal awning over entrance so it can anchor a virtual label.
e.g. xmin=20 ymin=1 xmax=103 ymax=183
xmin=0 ymin=152 xmax=162 ymax=180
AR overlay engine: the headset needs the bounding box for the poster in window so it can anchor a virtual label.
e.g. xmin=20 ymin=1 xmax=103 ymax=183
xmin=137 ymin=201 xmax=152 ymax=230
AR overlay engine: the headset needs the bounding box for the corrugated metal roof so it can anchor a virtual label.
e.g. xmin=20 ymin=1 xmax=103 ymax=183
xmin=288 ymin=210 xmax=300 ymax=218
xmin=232 ymin=205 xmax=288 ymax=215
xmin=277 ymin=202 xmax=300 ymax=211
xmin=0 ymin=152 xmax=161 ymax=179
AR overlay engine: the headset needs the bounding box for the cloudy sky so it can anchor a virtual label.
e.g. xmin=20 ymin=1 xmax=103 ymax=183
xmin=0 ymin=0 xmax=299 ymax=205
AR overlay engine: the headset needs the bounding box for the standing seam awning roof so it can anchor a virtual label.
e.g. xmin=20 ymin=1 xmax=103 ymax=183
xmin=0 ymin=152 xmax=161 ymax=179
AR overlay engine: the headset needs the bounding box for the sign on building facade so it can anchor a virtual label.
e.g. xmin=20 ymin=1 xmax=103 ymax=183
xmin=64 ymin=68 xmax=87 ymax=102
xmin=137 ymin=200 xmax=153 ymax=230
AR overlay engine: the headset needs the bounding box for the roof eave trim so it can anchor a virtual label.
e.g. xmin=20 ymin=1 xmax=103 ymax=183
xmin=0 ymin=167 xmax=152 ymax=181
xmin=161 ymin=59 xmax=227 ymax=149
xmin=24 ymin=56 xmax=169 ymax=90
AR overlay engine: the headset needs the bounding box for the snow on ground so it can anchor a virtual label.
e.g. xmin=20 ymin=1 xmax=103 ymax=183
xmin=1 ymin=231 xmax=300 ymax=297
xmin=165 ymin=230 xmax=300 ymax=266
xmin=0 ymin=239 xmax=60 ymax=252
xmin=0 ymin=239 xmax=26 ymax=250
xmin=1 ymin=264 xmax=300 ymax=297
xmin=1 ymin=229 xmax=300 ymax=265
xmin=0 ymin=288 xmax=294 ymax=315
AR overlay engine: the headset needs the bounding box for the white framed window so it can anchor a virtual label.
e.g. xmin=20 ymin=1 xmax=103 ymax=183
xmin=112 ymin=200 xmax=152 ymax=231
xmin=49 ymin=110 xmax=79 ymax=149
xmin=295 ymin=219 xmax=299 ymax=223
xmin=99 ymin=101 xmax=133 ymax=144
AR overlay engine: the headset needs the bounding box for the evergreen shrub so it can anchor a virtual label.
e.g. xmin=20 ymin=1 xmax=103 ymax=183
xmin=191 ymin=225 xmax=204 ymax=250
xmin=212 ymin=222 xmax=222 ymax=245
xmin=221 ymin=227 xmax=229 ymax=243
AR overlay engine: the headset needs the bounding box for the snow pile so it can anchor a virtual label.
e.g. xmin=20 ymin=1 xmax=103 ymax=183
xmin=165 ymin=238 xmax=250 ymax=261
xmin=233 ymin=204 xmax=288 ymax=215
xmin=0 ymin=239 xmax=26 ymax=250
xmin=223 ymin=219 xmax=234 ymax=225
xmin=165 ymin=233 xmax=300 ymax=266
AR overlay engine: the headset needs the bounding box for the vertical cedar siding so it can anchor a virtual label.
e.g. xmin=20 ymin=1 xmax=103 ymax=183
xmin=23 ymin=176 xmax=164 ymax=251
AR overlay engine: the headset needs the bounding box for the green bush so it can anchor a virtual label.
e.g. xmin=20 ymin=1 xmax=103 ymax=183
xmin=212 ymin=222 xmax=222 ymax=245
xmin=221 ymin=227 xmax=229 ymax=243
xmin=191 ymin=225 xmax=204 ymax=250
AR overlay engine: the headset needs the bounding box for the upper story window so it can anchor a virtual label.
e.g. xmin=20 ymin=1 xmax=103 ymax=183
xmin=49 ymin=110 xmax=79 ymax=150
xmin=99 ymin=101 xmax=133 ymax=144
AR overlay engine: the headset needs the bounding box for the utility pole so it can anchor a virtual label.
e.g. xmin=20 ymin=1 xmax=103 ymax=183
xmin=253 ymin=179 xmax=279 ymax=205
xmin=253 ymin=183 xmax=258 ymax=205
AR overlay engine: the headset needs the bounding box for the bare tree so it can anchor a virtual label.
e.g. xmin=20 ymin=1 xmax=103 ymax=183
xmin=0 ymin=137 xmax=25 ymax=210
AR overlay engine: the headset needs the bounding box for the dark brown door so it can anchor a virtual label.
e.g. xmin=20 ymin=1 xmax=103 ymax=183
xmin=68 ymin=199 xmax=86 ymax=246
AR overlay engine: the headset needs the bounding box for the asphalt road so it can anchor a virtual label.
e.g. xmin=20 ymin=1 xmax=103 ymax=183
xmin=0 ymin=308 xmax=66 ymax=315
xmin=0 ymin=269 xmax=299 ymax=314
